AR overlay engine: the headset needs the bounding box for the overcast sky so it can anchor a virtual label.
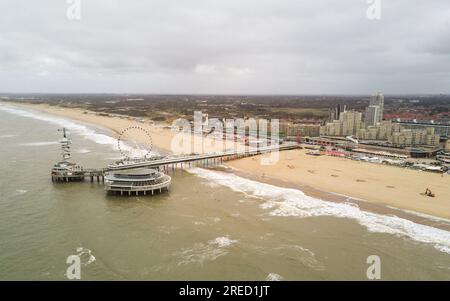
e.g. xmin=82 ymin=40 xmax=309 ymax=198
xmin=0 ymin=0 xmax=449 ymax=94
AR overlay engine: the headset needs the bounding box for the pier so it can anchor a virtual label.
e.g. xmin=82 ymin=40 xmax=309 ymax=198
xmin=83 ymin=169 xmax=105 ymax=183
xmin=104 ymin=169 xmax=171 ymax=196
xmin=51 ymin=128 xmax=300 ymax=195
xmin=104 ymin=143 xmax=300 ymax=172
xmin=69 ymin=142 xmax=299 ymax=179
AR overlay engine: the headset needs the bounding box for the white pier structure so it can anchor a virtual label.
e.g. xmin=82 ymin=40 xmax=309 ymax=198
xmin=105 ymin=143 xmax=300 ymax=172
xmin=104 ymin=168 xmax=171 ymax=196
xmin=51 ymin=127 xmax=300 ymax=197
xmin=51 ymin=128 xmax=85 ymax=182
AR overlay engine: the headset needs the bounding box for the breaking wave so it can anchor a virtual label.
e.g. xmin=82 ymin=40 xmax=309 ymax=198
xmin=209 ymin=236 xmax=238 ymax=247
xmin=0 ymin=105 xmax=156 ymax=157
xmin=188 ymin=168 xmax=450 ymax=255
xmin=175 ymin=236 xmax=237 ymax=266
xmin=77 ymin=148 xmax=92 ymax=154
xmin=21 ymin=141 xmax=58 ymax=146
xmin=266 ymin=273 xmax=283 ymax=281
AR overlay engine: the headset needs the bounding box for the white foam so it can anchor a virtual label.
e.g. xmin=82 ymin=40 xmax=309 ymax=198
xmin=274 ymin=244 xmax=324 ymax=271
xmin=209 ymin=236 xmax=238 ymax=248
xmin=15 ymin=189 xmax=28 ymax=195
xmin=77 ymin=148 xmax=92 ymax=154
xmin=385 ymin=205 xmax=450 ymax=224
xmin=175 ymin=239 xmax=231 ymax=266
xmin=332 ymin=192 xmax=450 ymax=224
xmin=76 ymin=247 xmax=96 ymax=265
xmin=0 ymin=134 xmax=17 ymax=138
xmin=0 ymin=105 xmax=157 ymax=157
xmin=188 ymin=168 xmax=450 ymax=254
xmin=266 ymin=273 xmax=283 ymax=281
xmin=21 ymin=141 xmax=58 ymax=146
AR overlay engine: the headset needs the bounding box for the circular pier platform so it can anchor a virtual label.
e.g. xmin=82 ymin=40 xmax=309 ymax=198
xmin=104 ymin=168 xmax=171 ymax=196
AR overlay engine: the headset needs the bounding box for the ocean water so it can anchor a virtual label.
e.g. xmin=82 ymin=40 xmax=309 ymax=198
xmin=0 ymin=103 xmax=449 ymax=280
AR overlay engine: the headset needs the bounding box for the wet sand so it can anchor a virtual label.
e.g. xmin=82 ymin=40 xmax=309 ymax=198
xmin=226 ymin=149 xmax=450 ymax=220
xmin=7 ymin=101 xmax=450 ymax=220
xmin=215 ymin=166 xmax=450 ymax=231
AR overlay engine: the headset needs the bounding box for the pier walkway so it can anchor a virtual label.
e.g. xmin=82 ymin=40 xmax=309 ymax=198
xmin=64 ymin=142 xmax=300 ymax=181
xmin=52 ymin=126 xmax=301 ymax=186
xmin=104 ymin=143 xmax=300 ymax=172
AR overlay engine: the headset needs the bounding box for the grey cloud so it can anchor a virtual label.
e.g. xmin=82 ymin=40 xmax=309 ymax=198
xmin=0 ymin=0 xmax=449 ymax=93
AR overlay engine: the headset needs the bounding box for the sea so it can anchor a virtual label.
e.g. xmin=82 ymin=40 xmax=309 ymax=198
xmin=0 ymin=103 xmax=449 ymax=280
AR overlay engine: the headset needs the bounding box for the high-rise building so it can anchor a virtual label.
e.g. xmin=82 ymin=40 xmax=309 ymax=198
xmin=365 ymin=105 xmax=380 ymax=127
xmin=287 ymin=124 xmax=320 ymax=137
xmin=320 ymin=110 xmax=362 ymax=137
xmin=445 ymin=140 xmax=450 ymax=152
xmin=340 ymin=110 xmax=363 ymax=136
xmin=357 ymin=121 xmax=440 ymax=146
xmin=328 ymin=104 xmax=347 ymax=122
xmin=357 ymin=121 xmax=401 ymax=140
xmin=388 ymin=129 xmax=440 ymax=146
xmin=369 ymin=92 xmax=384 ymax=123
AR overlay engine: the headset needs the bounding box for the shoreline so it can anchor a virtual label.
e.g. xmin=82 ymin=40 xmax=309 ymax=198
xmin=226 ymin=149 xmax=450 ymax=220
xmin=2 ymin=101 xmax=236 ymax=155
xmin=2 ymin=100 xmax=450 ymax=221
xmin=215 ymin=165 xmax=450 ymax=231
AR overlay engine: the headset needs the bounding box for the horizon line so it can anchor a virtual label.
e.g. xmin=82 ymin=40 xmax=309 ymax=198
xmin=1 ymin=92 xmax=449 ymax=97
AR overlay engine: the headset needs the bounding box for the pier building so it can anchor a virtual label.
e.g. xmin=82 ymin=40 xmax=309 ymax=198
xmin=104 ymin=168 xmax=171 ymax=196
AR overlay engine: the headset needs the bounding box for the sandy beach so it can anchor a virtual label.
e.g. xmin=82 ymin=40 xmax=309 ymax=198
xmin=227 ymin=149 xmax=450 ymax=219
xmin=6 ymin=102 xmax=450 ymax=220
xmin=10 ymin=102 xmax=240 ymax=155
